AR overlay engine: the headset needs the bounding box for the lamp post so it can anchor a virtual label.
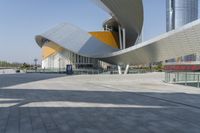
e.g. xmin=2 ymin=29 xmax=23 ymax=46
xmin=58 ymin=58 xmax=61 ymax=73
xmin=34 ymin=58 xmax=38 ymax=72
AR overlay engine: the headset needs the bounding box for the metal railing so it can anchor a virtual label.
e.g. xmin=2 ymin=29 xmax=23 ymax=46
xmin=25 ymin=68 xmax=155 ymax=75
xmin=165 ymin=72 xmax=200 ymax=88
xmin=26 ymin=68 xmax=106 ymax=75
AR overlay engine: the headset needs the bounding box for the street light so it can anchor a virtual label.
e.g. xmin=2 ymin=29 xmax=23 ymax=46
xmin=34 ymin=58 xmax=38 ymax=71
xmin=58 ymin=58 xmax=60 ymax=73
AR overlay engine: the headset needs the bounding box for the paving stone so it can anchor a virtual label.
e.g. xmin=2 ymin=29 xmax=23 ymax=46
xmin=0 ymin=73 xmax=200 ymax=133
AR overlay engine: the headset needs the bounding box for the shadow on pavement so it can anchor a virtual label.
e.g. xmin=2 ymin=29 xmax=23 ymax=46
xmin=0 ymin=88 xmax=200 ymax=133
xmin=0 ymin=73 xmax=66 ymax=88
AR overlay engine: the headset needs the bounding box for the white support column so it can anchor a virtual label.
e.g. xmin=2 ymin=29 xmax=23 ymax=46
xmin=105 ymin=24 xmax=108 ymax=31
xmin=124 ymin=64 xmax=130 ymax=75
xmin=122 ymin=28 xmax=126 ymax=49
xmin=118 ymin=65 xmax=122 ymax=75
xmin=118 ymin=25 xmax=123 ymax=49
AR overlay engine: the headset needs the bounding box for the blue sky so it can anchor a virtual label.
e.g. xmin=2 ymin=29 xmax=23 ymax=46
xmin=0 ymin=0 xmax=198 ymax=63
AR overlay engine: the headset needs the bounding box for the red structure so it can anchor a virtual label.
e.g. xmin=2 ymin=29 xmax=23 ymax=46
xmin=164 ymin=64 xmax=200 ymax=72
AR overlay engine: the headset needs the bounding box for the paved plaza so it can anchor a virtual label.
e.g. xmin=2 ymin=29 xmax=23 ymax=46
xmin=0 ymin=73 xmax=200 ymax=133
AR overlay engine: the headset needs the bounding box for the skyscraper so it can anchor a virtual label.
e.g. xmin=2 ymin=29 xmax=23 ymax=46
xmin=166 ymin=0 xmax=198 ymax=31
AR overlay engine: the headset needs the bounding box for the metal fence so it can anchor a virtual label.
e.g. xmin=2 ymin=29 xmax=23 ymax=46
xmin=26 ymin=68 xmax=100 ymax=75
xmin=25 ymin=68 xmax=154 ymax=75
xmin=165 ymin=72 xmax=200 ymax=88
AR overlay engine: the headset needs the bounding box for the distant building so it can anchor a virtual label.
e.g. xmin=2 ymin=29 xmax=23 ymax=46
xmin=166 ymin=0 xmax=198 ymax=31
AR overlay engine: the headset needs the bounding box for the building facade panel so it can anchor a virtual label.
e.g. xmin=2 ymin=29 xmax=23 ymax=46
xmin=89 ymin=31 xmax=119 ymax=48
xmin=92 ymin=0 xmax=144 ymax=47
xmin=100 ymin=20 xmax=200 ymax=65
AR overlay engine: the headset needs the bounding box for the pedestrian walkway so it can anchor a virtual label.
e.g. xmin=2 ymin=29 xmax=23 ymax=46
xmin=0 ymin=73 xmax=200 ymax=133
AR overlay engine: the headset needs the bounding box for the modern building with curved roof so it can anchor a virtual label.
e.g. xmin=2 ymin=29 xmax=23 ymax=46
xmin=35 ymin=0 xmax=200 ymax=73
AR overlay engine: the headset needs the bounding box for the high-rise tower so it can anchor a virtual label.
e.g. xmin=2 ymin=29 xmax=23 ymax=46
xmin=166 ymin=0 xmax=198 ymax=32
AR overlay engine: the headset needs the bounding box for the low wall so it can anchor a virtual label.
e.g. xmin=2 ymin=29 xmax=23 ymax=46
xmin=0 ymin=69 xmax=16 ymax=74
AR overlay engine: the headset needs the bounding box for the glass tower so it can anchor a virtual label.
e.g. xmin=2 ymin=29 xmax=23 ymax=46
xmin=166 ymin=0 xmax=198 ymax=31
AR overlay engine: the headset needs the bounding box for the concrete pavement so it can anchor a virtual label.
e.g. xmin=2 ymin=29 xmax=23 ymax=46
xmin=0 ymin=73 xmax=200 ymax=133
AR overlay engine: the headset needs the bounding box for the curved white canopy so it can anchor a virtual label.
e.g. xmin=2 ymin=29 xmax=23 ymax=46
xmin=92 ymin=0 xmax=144 ymax=47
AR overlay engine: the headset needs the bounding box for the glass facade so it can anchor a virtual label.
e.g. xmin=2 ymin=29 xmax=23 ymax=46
xmin=183 ymin=54 xmax=197 ymax=62
xmin=166 ymin=0 xmax=198 ymax=31
xmin=41 ymin=47 xmax=112 ymax=70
